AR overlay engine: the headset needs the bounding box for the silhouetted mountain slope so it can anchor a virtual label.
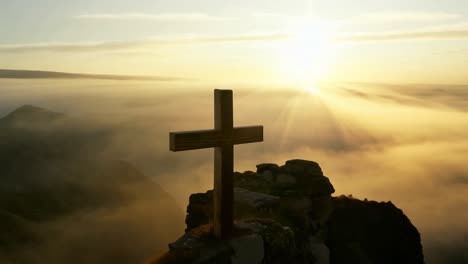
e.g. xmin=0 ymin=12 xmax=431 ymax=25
xmin=0 ymin=105 xmax=183 ymax=264
xmin=1 ymin=104 xmax=63 ymax=122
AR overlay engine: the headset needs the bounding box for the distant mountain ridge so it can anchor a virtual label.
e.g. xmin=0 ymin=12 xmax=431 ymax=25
xmin=0 ymin=105 xmax=64 ymax=126
xmin=0 ymin=69 xmax=187 ymax=81
xmin=0 ymin=105 xmax=184 ymax=264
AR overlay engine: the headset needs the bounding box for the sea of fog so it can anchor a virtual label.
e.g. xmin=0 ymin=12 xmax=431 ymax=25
xmin=1 ymin=79 xmax=467 ymax=263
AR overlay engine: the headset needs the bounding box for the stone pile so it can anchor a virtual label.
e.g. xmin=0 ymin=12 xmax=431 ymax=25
xmin=155 ymin=159 xmax=335 ymax=264
xmin=147 ymin=159 xmax=424 ymax=264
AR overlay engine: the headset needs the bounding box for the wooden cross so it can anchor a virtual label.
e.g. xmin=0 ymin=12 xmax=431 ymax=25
xmin=169 ymin=89 xmax=263 ymax=239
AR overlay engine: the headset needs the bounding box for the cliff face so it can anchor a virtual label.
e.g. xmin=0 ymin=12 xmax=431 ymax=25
xmin=148 ymin=159 xmax=424 ymax=264
xmin=327 ymin=196 xmax=424 ymax=264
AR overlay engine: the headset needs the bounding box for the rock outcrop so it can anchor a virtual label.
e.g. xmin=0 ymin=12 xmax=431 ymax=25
xmin=147 ymin=159 xmax=424 ymax=264
xmin=327 ymin=196 xmax=424 ymax=264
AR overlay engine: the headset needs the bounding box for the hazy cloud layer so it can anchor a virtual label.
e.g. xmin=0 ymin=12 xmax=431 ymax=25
xmin=353 ymin=11 xmax=461 ymax=22
xmin=2 ymin=25 xmax=468 ymax=55
xmin=243 ymin=11 xmax=461 ymax=23
xmin=336 ymin=23 xmax=468 ymax=42
xmin=0 ymin=81 xmax=467 ymax=263
xmin=75 ymin=12 xmax=234 ymax=22
xmin=0 ymin=33 xmax=288 ymax=53
xmin=75 ymin=11 xmax=462 ymax=23
xmin=338 ymin=83 xmax=468 ymax=112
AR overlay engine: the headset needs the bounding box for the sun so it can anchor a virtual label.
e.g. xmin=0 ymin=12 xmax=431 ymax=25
xmin=306 ymin=86 xmax=320 ymax=95
xmin=275 ymin=21 xmax=339 ymax=88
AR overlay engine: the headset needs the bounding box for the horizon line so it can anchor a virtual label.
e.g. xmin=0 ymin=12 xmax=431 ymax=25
xmin=0 ymin=69 xmax=191 ymax=81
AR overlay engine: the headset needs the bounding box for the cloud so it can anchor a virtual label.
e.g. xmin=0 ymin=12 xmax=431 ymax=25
xmin=250 ymin=12 xmax=292 ymax=20
xmin=75 ymin=12 xmax=234 ymax=22
xmin=335 ymin=23 xmax=468 ymax=42
xmin=338 ymin=83 xmax=468 ymax=112
xmin=2 ymin=22 xmax=468 ymax=55
xmin=1 ymin=82 xmax=468 ymax=263
xmin=0 ymin=69 xmax=187 ymax=81
xmin=193 ymin=33 xmax=288 ymax=43
xmin=0 ymin=33 xmax=288 ymax=53
xmin=0 ymin=40 xmax=143 ymax=53
xmin=354 ymin=11 xmax=461 ymax=22
xmin=432 ymin=49 xmax=466 ymax=55
xmin=250 ymin=11 xmax=461 ymax=24
xmin=424 ymin=235 xmax=468 ymax=264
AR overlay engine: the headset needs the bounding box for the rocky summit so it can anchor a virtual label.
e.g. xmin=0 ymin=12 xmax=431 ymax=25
xmin=147 ymin=159 xmax=424 ymax=264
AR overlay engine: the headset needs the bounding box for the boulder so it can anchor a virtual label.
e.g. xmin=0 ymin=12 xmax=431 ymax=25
xmin=260 ymin=170 xmax=274 ymax=182
xmin=186 ymin=191 xmax=213 ymax=231
xmin=234 ymin=188 xmax=280 ymax=211
xmin=276 ymin=173 xmax=297 ymax=185
xmin=256 ymin=163 xmax=279 ymax=174
xmin=230 ymin=233 xmax=264 ymax=264
xmin=148 ymin=221 xmax=289 ymax=264
xmin=307 ymin=176 xmax=335 ymax=197
xmin=276 ymin=160 xmax=334 ymax=196
xmin=308 ymin=235 xmax=330 ymax=264
xmin=282 ymin=159 xmax=323 ymax=177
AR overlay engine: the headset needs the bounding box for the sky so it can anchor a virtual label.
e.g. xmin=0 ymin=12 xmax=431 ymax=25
xmin=1 ymin=0 xmax=468 ymax=85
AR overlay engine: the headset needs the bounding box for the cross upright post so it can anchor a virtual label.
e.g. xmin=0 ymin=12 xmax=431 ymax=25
xmin=214 ymin=90 xmax=234 ymax=238
xmin=169 ymin=89 xmax=263 ymax=239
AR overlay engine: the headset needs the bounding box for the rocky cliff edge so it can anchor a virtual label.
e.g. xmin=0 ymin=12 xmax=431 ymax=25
xmin=147 ymin=159 xmax=424 ymax=264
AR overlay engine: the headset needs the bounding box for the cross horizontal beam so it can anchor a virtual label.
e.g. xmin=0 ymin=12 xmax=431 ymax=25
xmin=170 ymin=125 xmax=263 ymax=152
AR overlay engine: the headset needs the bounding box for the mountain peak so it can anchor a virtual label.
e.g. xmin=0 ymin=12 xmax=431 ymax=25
xmin=12 ymin=104 xmax=48 ymax=114
xmin=1 ymin=105 xmax=64 ymax=125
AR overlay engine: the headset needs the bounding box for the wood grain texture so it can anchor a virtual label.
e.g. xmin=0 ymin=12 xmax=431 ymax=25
xmin=215 ymin=89 xmax=233 ymax=132
xmin=169 ymin=126 xmax=263 ymax=151
xmin=213 ymin=90 xmax=233 ymax=239
xmin=214 ymin=144 xmax=233 ymax=239
xmin=170 ymin=129 xmax=221 ymax=151
xmin=232 ymin=126 xmax=263 ymax=145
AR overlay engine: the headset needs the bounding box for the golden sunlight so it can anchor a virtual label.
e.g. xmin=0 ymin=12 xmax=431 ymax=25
xmin=275 ymin=21 xmax=339 ymax=86
xmin=306 ymin=86 xmax=321 ymax=95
